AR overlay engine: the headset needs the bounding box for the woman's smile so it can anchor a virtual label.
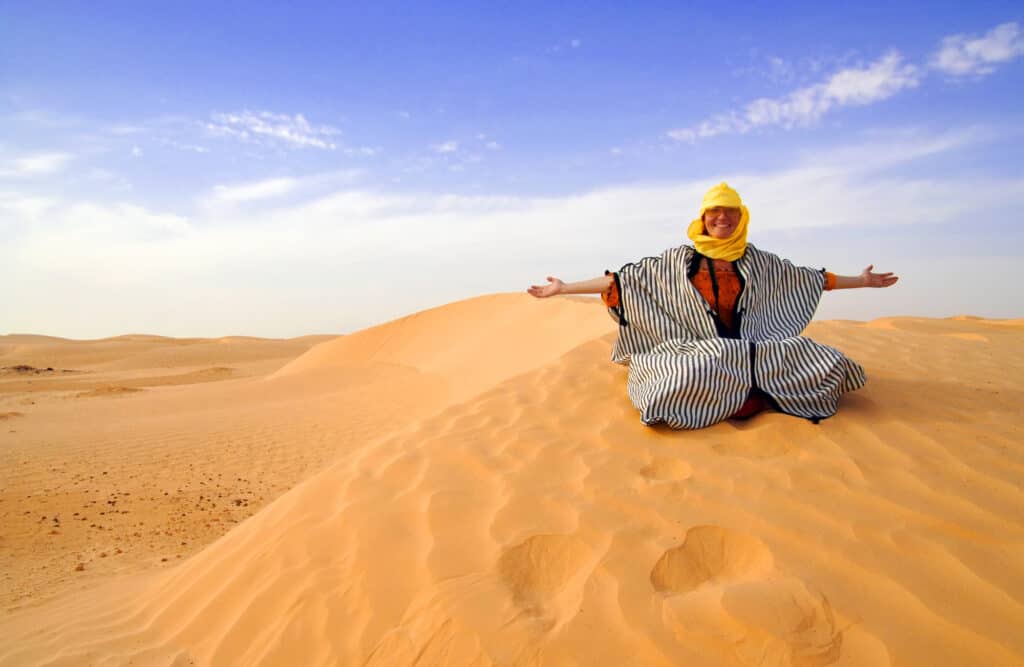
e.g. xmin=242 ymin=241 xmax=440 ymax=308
xmin=703 ymin=207 xmax=741 ymax=238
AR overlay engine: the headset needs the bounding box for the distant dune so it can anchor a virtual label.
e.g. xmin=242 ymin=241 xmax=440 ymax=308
xmin=1 ymin=294 xmax=1022 ymax=666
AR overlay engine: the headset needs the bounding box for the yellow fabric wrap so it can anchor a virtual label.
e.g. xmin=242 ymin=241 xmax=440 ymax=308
xmin=686 ymin=182 xmax=749 ymax=261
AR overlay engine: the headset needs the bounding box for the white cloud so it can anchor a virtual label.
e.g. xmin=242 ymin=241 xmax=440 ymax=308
xmin=767 ymin=56 xmax=793 ymax=84
xmin=931 ymin=22 xmax=1024 ymax=77
xmin=158 ymin=138 xmax=210 ymax=154
xmin=821 ymin=51 xmax=919 ymax=104
xmin=201 ymin=171 xmax=362 ymax=210
xmin=131 ymin=145 xmax=143 ymax=158
xmin=4 ymin=110 xmax=82 ymax=129
xmin=730 ymin=54 xmax=796 ymax=84
xmin=669 ymin=51 xmax=919 ymax=141
xmin=0 ymin=192 xmax=58 ymax=219
xmin=211 ymin=177 xmax=299 ymax=203
xmin=343 ymin=146 xmax=380 ymax=157
xmin=547 ymin=39 xmax=582 ymax=54
xmin=485 ymin=141 xmax=501 ymax=150
xmin=206 ymin=111 xmax=340 ymax=150
xmin=110 ymin=125 xmax=145 ymax=135
xmin=3 ymin=199 xmax=190 ymax=252
xmin=432 ymin=141 xmax=459 ymax=154
xmin=1 ymin=152 xmax=75 ymax=177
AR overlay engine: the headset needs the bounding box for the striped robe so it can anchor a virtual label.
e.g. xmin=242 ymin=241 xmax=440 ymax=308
xmin=607 ymin=244 xmax=866 ymax=429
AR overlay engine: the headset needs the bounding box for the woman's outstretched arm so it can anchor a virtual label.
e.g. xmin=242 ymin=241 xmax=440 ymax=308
xmin=831 ymin=265 xmax=899 ymax=290
xmin=527 ymin=275 xmax=613 ymax=298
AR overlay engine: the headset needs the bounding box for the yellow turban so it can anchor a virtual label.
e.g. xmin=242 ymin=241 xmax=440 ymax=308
xmin=686 ymin=182 xmax=749 ymax=261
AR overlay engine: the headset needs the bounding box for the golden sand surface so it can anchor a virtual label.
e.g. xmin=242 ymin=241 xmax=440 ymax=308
xmin=1 ymin=294 xmax=1022 ymax=666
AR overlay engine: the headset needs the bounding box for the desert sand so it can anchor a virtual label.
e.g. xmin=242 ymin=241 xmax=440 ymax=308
xmin=1 ymin=293 xmax=1022 ymax=666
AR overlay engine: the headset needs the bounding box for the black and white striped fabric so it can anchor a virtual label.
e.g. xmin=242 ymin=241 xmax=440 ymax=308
xmin=608 ymin=244 xmax=866 ymax=429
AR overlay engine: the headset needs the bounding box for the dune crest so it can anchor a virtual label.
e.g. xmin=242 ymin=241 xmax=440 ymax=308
xmin=271 ymin=293 xmax=616 ymax=402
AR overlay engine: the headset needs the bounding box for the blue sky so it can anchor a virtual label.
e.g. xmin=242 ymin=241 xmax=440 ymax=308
xmin=3 ymin=2 xmax=1023 ymax=337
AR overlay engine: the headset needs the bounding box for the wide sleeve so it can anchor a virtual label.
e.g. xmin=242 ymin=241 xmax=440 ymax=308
xmin=739 ymin=246 xmax=826 ymax=341
xmin=607 ymin=245 xmax=719 ymax=364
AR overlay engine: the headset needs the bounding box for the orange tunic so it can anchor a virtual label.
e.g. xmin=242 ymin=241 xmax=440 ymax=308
xmin=689 ymin=263 xmax=743 ymax=333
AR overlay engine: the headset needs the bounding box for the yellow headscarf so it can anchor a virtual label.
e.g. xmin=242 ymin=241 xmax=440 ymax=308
xmin=686 ymin=182 xmax=749 ymax=261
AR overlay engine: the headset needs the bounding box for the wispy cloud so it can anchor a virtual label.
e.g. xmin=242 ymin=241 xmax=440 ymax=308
xmin=475 ymin=133 xmax=501 ymax=151
xmin=931 ymin=22 xmax=1024 ymax=77
xmin=731 ymin=53 xmax=800 ymax=85
xmin=202 ymin=171 xmax=362 ymax=209
xmin=0 ymin=191 xmax=58 ymax=219
xmin=210 ymin=177 xmax=298 ymax=203
xmin=431 ymin=141 xmax=459 ymax=154
xmin=765 ymin=56 xmax=794 ymax=84
xmin=0 ymin=152 xmax=75 ymax=177
xmin=343 ymin=146 xmax=380 ymax=157
xmin=546 ymin=38 xmax=583 ymax=54
xmin=669 ymin=51 xmax=919 ymax=141
xmin=157 ymin=138 xmax=210 ymax=154
xmin=109 ymin=125 xmax=146 ymax=136
xmin=205 ymin=111 xmax=340 ymax=150
xmin=3 ymin=109 xmax=83 ymax=129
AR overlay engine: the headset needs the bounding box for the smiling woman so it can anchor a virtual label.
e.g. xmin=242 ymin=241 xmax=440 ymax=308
xmin=528 ymin=182 xmax=899 ymax=429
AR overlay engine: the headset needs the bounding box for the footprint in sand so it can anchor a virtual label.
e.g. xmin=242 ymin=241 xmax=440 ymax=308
xmin=650 ymin=525 xmax=774 ymax=593
xmin=640 ymin=457 xmax=693 ymax=482
xmin=651 ymin=525 xmax=890 ymax=666
xmin=498 ymin=534 xmax=597 ymax=630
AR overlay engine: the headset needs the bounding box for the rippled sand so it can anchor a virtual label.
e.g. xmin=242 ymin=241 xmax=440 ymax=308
xmin=1 ymin=296 xmax=1021 ymax=666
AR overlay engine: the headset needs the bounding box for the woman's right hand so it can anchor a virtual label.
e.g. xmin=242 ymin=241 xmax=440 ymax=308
xmin=527 ymin=276 xmax=565 ymax=298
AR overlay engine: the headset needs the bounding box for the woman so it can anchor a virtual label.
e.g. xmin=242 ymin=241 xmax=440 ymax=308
xmin=527 ymin=182 xmax=898 ymax=429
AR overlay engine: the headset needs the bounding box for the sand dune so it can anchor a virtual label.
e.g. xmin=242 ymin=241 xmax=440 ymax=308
xmin=271 ymin=293 xmax=618 ymax=402
xmin=1 ymin=295 xmax=1022 ymax=666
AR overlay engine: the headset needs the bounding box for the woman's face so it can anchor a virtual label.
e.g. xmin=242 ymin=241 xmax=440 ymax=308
xmin=703 ymin=207 xmax=742 ymax=239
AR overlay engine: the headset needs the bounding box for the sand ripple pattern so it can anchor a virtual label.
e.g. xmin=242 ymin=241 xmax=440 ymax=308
xmin=1 ymin=302 xmax=1023 ymax=666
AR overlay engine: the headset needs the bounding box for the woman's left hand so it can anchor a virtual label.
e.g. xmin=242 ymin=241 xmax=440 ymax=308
xmin=860 ymin=265 xmax=899 ymax=288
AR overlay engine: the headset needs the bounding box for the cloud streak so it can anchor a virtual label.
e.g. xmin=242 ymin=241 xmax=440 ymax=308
xmin=211 ymin=177 xmax=299 ymax=203
xmin=0 ymin=152 xmax=75 ymax=177
xmin=205 ymin=111 xmax=341 ymax=150
xmin=431 ymin=141 xmax=459 ymax=154
xmin=668 ymin=52 xmax=919 ymax=141
xmin=930 ymin=22 xmax=1024 ymax=77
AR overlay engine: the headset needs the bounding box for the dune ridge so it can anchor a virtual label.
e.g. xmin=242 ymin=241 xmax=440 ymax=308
xmin=1 ymin=295 xmax=1022 ymax=666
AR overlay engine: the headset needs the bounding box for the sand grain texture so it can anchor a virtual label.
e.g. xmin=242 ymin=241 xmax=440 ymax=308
xmin=1 ymin=295 xmax=1022 ymax=666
